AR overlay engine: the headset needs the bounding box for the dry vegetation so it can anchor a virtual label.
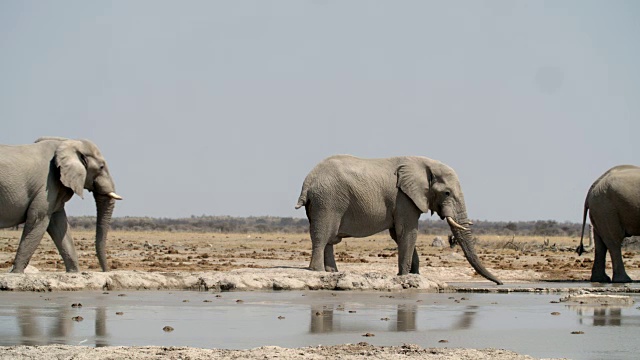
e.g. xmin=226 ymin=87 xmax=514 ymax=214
xmin=2 ymin=227 xmax=639 ymax=282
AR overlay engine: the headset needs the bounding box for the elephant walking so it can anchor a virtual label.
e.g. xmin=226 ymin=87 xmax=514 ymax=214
xmin=577 ymin=165 xmax=640 ymax=283
xmin=0 ymin=137 xmax=122 ymax=273
xmin=296 ymin=155 xmax=502 ymax=285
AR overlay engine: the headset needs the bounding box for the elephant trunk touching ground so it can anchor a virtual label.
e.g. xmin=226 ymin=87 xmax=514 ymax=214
xmin=445 ymin=200 xmax=503 ymax=285
xmin=95 ymin=193 xmax=117 ymax=272
xmin=449 ymin=222 xmax=503 ymax=285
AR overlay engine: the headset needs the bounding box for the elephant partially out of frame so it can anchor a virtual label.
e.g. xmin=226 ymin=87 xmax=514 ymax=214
xmin=296 ymin=155 xmax=502 ymax=285
xmin=577 ymin=165 xmax=640 ymax=283
xmin=0 ymin=137 xmax=122 ymax=273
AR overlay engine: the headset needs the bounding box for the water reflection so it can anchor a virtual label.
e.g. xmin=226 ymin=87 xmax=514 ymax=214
xmin=451 ymin=305 xmax=478 ymax=330
xmin=568 ymin=305 xmax=626 ymax=327
xmin=95 ymin=306 xmax=108 ymax=347
xmin=309 ymin=304 xmax=479 ymax=333
xmin=309 ymin=305 xmax=333 ymax=333
xmin=309 ymin=304 xmax=420 ymax=333
xmin=14 ymin=305 xmax=109 ymax=346
xmin=393 ymin=304 xmax=416 ymax=331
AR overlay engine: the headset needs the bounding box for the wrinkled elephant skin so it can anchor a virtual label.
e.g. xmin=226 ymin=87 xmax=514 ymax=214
xmin=578 ymin=165 xmax=640 ymax=283
xmin=296 ymin=155 xmax=502 ymax=285
xmin=0 ymin=137 xmax=122 ymax=273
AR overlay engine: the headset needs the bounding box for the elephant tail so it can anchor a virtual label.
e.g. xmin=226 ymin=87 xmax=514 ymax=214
xmin=295 ymin=188 xmax=308 ymax=209
xmin=576 ymin=198 xmax=590 ymax=256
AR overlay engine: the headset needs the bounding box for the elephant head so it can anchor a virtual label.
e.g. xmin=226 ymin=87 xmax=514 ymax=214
xmin=45 ymin=137 xmax=122 ymax=271
xmin=397 ymin=158 xmax=502 ymax=285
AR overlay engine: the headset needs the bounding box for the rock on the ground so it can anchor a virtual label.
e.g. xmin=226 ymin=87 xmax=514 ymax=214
xmin=559 ymin=291 xmax=635 ymax=305
xmin=0 ymin=268 xmax=445 ymax=292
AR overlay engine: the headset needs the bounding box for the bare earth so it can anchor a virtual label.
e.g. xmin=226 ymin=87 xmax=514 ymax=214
xmin=3 ymin=229 xmax=637 ymax=359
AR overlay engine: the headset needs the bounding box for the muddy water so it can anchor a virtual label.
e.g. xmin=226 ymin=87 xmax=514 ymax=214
xmin=1 ymin=285 xmax=639 ymax=360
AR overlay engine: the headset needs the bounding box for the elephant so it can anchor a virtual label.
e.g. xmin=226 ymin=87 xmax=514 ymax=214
xmin=577 ymin=165 xmax=640 ymax=283
xmin=295 ymin=155 xmax=502 ymax=285
xmin=0 ymin=137 xmax=122 ymax=273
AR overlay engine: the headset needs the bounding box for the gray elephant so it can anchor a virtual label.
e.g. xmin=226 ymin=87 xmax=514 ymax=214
xmin=295 ymin=155 xmax=502 ymax=285
xmin=0 ymin=137 xmax=122 ymax=273
xmin=577 ymin=165 xmax=640 ymax=283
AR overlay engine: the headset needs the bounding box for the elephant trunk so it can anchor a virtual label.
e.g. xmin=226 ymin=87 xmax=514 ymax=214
xmin=448 ymin=207 xmax=502 ymax=285
xmin=94 ymin=193 xmax=116 ymax=272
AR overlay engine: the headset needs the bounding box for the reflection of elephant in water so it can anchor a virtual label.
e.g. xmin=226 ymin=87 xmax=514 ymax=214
xmin=0 ymin=137 xmax=122 ymax=272
xmin=296 ymin=155 xmax=502 ymax=284
xmin=568 ymin=304 xmax=626 ymax=326
xmin=577 ymin=165 xmax=640 ymax=283
xmin=309 ymin=303 xmax=478 ymax=333
xmin=309 ymin=304 xmax=418 ymax=333
xmin=16 ymin=306 xmax=109 ymax=346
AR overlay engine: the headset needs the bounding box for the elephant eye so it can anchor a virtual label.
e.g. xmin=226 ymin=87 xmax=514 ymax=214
xmin=445 ymin=191 xmax=451 ymax=196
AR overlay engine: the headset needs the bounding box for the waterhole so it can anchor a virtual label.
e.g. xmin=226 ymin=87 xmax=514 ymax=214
xmin=1 ymin=283 xmax=639 ymax=359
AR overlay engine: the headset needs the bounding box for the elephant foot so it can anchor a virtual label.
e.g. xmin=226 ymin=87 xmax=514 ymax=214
xmin=324 ymin=266 xmax=338 ymax=272
xmin=590 ymin=273 xmax=612 ymax=283
xmin=308 ymin=261 xmax=326 ymax=271
xmin=612 ymin=273 xmax=633 ymax=283
xmin=397 ymin=266 xmax=414 ymax=276
xmin=9 ymin=264 xmax=26 ymax=273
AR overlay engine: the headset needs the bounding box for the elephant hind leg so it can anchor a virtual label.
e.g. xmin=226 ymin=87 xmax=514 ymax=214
xmin=308 ymin=218 xmax=341 ymax=272
xmin=47 ymin=210 xmax=79 ymax=272
xmin=12 ymin=215 xmax=50 ymax=273
xmin=324 ymin=241 xmax=340 ymax=272
xmin=592 ymin=221 xmax=632 ymax=283
xmin=609 ymin=246 xmax=632 ymax=283
xmin=590 ymin=231 xmax=612 ymax=283
xmin=603 ymin=233 xmax=632 ymax=283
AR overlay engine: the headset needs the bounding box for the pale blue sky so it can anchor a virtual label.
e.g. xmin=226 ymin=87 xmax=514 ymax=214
xmin=1 ymin=1 xmax=638 ymax=222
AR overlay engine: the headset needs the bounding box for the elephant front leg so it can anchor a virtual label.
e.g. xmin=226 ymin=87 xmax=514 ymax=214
xmin=47 ymin=210 xmax=79 ymax=272
xmin=410 ymin=248 xmax=420 ymax=274
xmin=12 ymin=216 xmax=50 ymax=273
xmin=396 ymin=229 xmax=418 ymax=276
xmin=590 ymin=232 xmax=611 ymax=283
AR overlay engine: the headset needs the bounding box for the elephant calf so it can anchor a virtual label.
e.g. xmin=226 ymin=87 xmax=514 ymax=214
xmin=577 ymin=165 xmax=640 ymax=283
xmin=0 ymin=137 xmax=122 ymax=273
xmin=296 ymin=155 xmax=502 ymax=285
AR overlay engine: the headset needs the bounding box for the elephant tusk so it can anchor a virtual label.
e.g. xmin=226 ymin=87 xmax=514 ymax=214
xmin=446 ymin=217 xmax=468 ymax=231
xmin=107 ymin=192 xmax=123 ymax=200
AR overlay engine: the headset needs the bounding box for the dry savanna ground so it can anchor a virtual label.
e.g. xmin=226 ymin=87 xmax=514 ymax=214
xmin=2 ymin=228 xmax=639 ymax=281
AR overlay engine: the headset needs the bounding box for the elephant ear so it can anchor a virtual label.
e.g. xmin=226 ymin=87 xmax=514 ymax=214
xmin=55 ymin=140 xmax=87 ymax=198
xmin=396 ymin=160 xmax=432 ymax=213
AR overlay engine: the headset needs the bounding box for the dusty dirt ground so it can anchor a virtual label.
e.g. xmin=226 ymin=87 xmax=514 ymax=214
xmin=1 ymin=229 xmax=638 ymax=282
xmin=0 ymin=343 xmax=557 ymax=360
xmin=2 ymin=229 xmax=637 ymax=359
